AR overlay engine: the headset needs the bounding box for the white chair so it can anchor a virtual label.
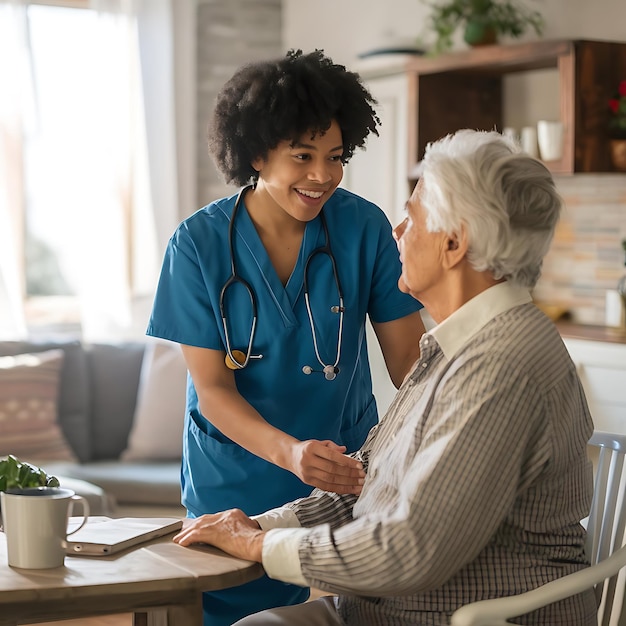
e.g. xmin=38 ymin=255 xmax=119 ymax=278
xmin=451 ymin=431 xmax=626 ymax=626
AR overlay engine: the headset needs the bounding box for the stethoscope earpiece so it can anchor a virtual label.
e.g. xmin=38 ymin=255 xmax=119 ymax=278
xmin=302 ymin=364 xmax=339 ymax=381
xmin=324 ymin=365 xmax=339 ymax=381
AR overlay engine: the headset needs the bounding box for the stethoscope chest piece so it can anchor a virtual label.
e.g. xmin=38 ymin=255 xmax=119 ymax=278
xmin=225 ymin=349 xmax=247 ymax=370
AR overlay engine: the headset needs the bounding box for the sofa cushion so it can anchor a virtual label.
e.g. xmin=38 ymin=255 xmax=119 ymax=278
xmin=0 ymin=349 xmax=77 ymax=463
xmin=56 ymin=475 xmax=116 ymax=516
xmin=87 ymin=343 xmax=145 ymax=460
xmin=43 ymin=460 xmax=182 ymax=506
xmin=122 ymin=341 xmax=187 ymax=461
xmin=0 ymin=341 xmax=91 ymax=461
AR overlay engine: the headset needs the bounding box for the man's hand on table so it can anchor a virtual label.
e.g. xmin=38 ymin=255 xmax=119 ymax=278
xmin=173 ymin=509 xmax=265 ymax=563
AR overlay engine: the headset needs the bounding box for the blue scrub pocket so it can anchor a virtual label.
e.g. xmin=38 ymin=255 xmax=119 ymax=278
xmin=188 ymin=409 xmax=253 ymax=461
xmin=183 ymin=410 xmax=312 ymax=516
xmin=340 ymin=395 xmax=378 ymax=453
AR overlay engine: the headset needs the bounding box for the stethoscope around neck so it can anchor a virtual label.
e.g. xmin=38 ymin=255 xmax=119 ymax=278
xmin=219 ymin=184 xmax=345 ymax=381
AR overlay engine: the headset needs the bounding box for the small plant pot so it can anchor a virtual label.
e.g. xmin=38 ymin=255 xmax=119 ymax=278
xmin=463 ymin=20 xmax=498 ymax=46
xmin=610 ymin=139 xmax=626 ymax=172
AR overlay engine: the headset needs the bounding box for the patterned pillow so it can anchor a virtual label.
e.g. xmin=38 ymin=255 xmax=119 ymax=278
xmin=0 ymin=349 xmax=77 ymax=463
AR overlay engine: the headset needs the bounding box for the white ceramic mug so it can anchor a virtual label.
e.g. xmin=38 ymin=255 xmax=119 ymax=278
xmin=1 ymin=487 xmax=90 ymax=569
xmin=605 ymin=290 xmax=626 ymax=328
xmin=520 ymin=126 xmax=539 ymax=158
xmin=537 ymin=120 xmax=564 ymax=161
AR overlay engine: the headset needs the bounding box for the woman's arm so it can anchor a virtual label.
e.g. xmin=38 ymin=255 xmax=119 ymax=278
xmin=181 ymin=344 xmax=365 ymax=494
xmin=371 ymin=311 xmax=425 ymax=388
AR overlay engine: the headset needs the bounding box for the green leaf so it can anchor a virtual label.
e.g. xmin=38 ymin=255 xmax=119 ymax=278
xmin=46 ymin=475 xmax=60 ymax=488
xmin=0 ymin=455 xmax=60 ymax=491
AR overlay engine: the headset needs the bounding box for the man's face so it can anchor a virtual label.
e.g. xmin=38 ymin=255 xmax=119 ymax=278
xmin=393 ymin=181 xmax=448 ymax=302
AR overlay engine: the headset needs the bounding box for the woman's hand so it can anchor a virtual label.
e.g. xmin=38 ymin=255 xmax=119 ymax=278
xmin=173 ymin=509 xmax=265 ymax=562
xmin=180 ymin=346 xmax=366 ymax=495
xmin=288 ymin=440 xmax=365 ymax=494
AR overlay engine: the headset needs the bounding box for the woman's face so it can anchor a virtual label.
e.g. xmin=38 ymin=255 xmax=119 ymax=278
xmin=251 ymin=119 xmax=344 ymax=223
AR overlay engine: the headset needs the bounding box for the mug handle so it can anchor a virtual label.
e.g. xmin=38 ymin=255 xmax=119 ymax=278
xmin=66 ymin=495 xmax=90 ymax=536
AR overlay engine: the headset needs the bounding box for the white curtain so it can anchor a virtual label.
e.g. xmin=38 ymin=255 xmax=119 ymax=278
xmin=0 ymin=0 xmax=181 ymax=342
xmin=84 ymin=0 xmax=182 ymax=340
xmin=79 ymin=0 xmax=161 ymax=340
xmin=0 ymin=0 xmax=28 ymax=339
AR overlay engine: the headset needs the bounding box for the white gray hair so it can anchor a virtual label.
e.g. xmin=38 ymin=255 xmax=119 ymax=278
xmin=415 ymin=129 xmax=562 ymax=288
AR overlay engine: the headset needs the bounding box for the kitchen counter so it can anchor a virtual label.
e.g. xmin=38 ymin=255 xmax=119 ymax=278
xmin=559 ymin=330 xmax=626 ymax=435
xmin=556 ymin=321 xmax=626 ymax=345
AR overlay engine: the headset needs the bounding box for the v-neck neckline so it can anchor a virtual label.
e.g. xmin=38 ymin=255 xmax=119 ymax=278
xmin=233 ymin=198 xmax=323 ymax=316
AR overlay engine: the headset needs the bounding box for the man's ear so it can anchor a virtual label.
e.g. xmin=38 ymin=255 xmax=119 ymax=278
xmin=443 ymin=227 xmax=468 ymax=269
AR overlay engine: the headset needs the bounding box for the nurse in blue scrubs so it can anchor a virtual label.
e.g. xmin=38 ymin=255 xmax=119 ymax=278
xmin=147 ymin=49 xmax=425 ymax=626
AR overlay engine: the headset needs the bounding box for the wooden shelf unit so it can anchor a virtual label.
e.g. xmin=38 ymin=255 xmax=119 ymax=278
xmin=398 ymin=39 xmax=626 ymax=174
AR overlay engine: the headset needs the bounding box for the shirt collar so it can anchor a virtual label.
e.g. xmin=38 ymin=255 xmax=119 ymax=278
xmin=429 ymin=282 xmax=533 ymax=361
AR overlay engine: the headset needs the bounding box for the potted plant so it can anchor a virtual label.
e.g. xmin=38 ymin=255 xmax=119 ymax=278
xmin=0 ymin=455 xmax=60 ymax=528
xmin=608 ymin=80 xmax=626 ymax=171
xmin=0 ymin=455 xmax=59 ymax=498
xmin=425 ymin=0 xmax=544 ymax=54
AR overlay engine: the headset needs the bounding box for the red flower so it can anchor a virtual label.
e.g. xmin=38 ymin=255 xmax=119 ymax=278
xmin=609 ymin=80 xmax=626 ymax=139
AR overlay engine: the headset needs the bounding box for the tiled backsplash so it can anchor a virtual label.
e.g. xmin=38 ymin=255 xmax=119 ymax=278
xmin=533 ymin=174 xmax=626 ymax=325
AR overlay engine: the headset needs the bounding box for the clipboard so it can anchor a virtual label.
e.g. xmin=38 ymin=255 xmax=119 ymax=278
xmin=66 ymin=517 xmax=183 ymax=556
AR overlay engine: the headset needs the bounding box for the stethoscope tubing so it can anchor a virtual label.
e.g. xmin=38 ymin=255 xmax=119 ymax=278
xmin=219 ymin=274 xmax=259 ymax=369
xmin=302 ymin=222 xmax=344 ymax=372
xmin=220 ymin=184 xmax=344 ymax=378
xmin=220 ymin=185 xmax=261 ymax=369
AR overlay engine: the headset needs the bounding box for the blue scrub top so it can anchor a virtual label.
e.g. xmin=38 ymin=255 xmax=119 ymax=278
xmin=147 ymin=187 xmax=422 ymax=517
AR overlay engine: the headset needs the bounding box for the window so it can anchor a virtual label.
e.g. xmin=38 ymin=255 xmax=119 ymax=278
xmin=26 ymin=3 xmax=117 ymax=298
xmin=1 ymin=0 xmax=158 ymax=338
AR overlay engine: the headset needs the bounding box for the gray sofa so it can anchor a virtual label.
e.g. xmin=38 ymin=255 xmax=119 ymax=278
xmin=0 ymin=340 xmax=183 ymax=516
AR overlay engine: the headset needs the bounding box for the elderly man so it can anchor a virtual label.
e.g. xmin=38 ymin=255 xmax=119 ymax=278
xmin=173 ymin=129 xmax=596 ymax=626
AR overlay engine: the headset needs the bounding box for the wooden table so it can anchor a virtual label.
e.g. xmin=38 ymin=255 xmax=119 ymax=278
xmin=0 ymin=527 xmax=264 ymax=626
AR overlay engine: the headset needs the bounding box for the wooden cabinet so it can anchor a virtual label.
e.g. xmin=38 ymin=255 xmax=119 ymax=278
xmin=353 ymin=39 xmax=626 ymax=177
xmin=343 ymin=41 xmax=626 ymax=417
xmin=563 ymin=338 xmax=626 ymax=434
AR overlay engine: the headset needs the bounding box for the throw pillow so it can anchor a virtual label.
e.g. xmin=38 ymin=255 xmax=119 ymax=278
xmin=0 ymin=349 xmax=77 ymax=463
xmin=121 ymin=341 xmax=187 ymax=461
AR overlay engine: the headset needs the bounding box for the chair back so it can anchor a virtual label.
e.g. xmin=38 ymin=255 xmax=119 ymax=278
xmin=450 ymin=431 xmax=626 ymax=626
xmin=587 ymin=431 xmax=626 ymax=625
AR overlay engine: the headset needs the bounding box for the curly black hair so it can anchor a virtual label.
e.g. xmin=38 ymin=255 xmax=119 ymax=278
xmin=208 ymin=49 xmax=381 ymax=186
